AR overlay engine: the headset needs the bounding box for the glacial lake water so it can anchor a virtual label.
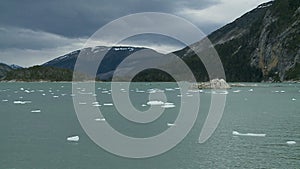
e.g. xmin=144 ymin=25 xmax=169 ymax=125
xmin=0 ymin=82 xmax=299 ymax=169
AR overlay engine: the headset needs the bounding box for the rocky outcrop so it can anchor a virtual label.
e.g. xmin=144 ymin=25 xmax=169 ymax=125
xmin=192 ymin=79 xmax=230 ymax=89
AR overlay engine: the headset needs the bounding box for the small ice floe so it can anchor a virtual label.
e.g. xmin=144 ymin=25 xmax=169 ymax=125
xmin=92 ymin=102 xmax=101 ymax=107
xmin=61 ymin=94 xmax=67 ymax=96
xmin=136 ymin=89 xmax=145 ymax=93
xmin=102 ymin=91 xmax=109 ymax=93
xmin=177 ymin=94 xmax=182 ymax=97
xmin=103 ymin=103 xmax=113 ymax=106
xmin=20 ymin=88 xmax=24 ymax=91
xmin=67 ymin=136 xmax=79 ymax=142
xmin=79 ymin=102 xmax=87 ymax=105
xmin=286 ymin=141 xmax=296 ymax=145
xmin=13 ymin=100 xmax=32 ymax=105
xmin=79 ymin=91 xmax=93 ymax=95
xmin=95 ymin=118 xmax=106 ymax=122
xmin=19 ymin=96 xmax=23 ymax=99
xmin=233 ymin=90 xmax=241 ymax=93
xmin=42 ymin=93 xmax=46 ymax=96
xmin=148 ymin=88 xmax=164 ymax=94
xmin=248 ymin=89 xmax=254 ymax=92
xmin=53 ymin=96 xmax=59 ymax=98
xmin=165 ymin=88 xmax=174 ymax=91
xmin=292 ymin=98 xmax=296 ymax=101
xmin=232 ymin=131 xmax=266 ymax=137
xmin=161 ymin=104 xmax=175 ymax=108
xmin=147 ymin=100 xmax=164 ymax=106
xmin=274 ymin=91 xmax=280 ymax=93
xmin=167 ymin=123 xmax=176 ymax=127
xmin=2 ymin=99 xmax=8 ymax=102
xmin=212 ymin=91 xmax=229 ymax=95
xmin=31 ymin=109 xmax=41 ymax=113
xmin=174 ymin=87 xmax=180 ymax=90
xmin=141 ymin=104 xmax=147 ymax=107
xmin=161 ymin=102 xmax=175 ymax=108
xmin=280 ymin=91 xmax=285 ymax=93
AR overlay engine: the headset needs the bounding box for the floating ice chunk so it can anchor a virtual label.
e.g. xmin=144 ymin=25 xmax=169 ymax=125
xmin=233 ymin=90 xmax=241 ymax=93
xmin=161 ymin=104 xmax=175 ymax=108
xmin=167 ymin=123 xmax=176 ymax=127
xmin=103 ymin=103 xmax=113 ymax=106
xmin=232 ymin=131 xmax=266 ymax=137
xmin=165 ymin=88 xmax=174 ymax=91
xmin=20 ymin=88 xmax=24 ymax=91
xmin=2 ymin=99 xmax=8 ymax=102
xmin=292 ymin=98 xmax=296 ymax=101
xmin=53 ymin=96 xmax=59 ymax=98
xmin=177 ymin=95 xmax=182 ymax=97
xmin=141 ymin=104 xmax=147 ymax=107
xmin=248 ymin=89 xmax=254 ymax=92
xmin=92 ymin=102 xmax=101 ymax=107
xmin=286 ymin=141 xmax=296 ymax=145
xmin=42 ymin=93 xmax=46 ymax=96
xmin=148 ymin=88 xmax=164 ymax=94
xmin=13 ymin=100 xmax=32 ymax=105
xmin=280 ymin=91 xmax=285 ymax=93
xmin=31 ymin=109 xmax=41 ymax=113
xmin=95 ymin=118 xmax=106 ymax=122
xmin=67 ymin=136 xmax=79 ymax=142
xmin=147 ymin=101 xmax=164 ymax=106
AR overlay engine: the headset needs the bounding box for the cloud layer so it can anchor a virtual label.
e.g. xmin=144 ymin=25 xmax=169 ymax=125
xmin=0 ymin=0 xmax=269 ymax=67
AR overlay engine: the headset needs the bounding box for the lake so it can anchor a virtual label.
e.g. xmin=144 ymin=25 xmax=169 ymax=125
xmin=0 ymin=82 xmax=299 ymax=168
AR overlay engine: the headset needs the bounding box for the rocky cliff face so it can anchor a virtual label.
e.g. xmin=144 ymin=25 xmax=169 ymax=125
xmin=180 ymin=0 xmax=300 ymax=81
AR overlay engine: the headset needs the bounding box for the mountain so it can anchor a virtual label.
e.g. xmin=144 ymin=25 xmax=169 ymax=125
xmin=10 ymin=64 xmax=23 ymax=70
xmin=0 ymin=63 xmax=13 ymax=80
xmin=178 ymin=0 xmax=300 ymax=82
xmin=42 ymin=46 xmax=167 ymax=81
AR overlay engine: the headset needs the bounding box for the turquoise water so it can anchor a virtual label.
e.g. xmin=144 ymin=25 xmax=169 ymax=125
xmin=0 ymin=82 xmax=299 ymax=169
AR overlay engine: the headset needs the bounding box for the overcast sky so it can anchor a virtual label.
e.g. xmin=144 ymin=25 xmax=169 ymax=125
xmin=0 ymin=0 xmax=269 ymax=67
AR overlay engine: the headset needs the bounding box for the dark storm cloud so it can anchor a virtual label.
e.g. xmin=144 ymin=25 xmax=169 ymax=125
xmin=0 ymin=0 xmax=220 ymax=38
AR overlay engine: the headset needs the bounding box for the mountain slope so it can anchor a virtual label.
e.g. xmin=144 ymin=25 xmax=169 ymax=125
xmin=179 ymin=0 xmax=300 ymax=81
xmin=0 ymin=63 xmax=13 ymax=80
xmin=42 ymin=46 xmax=167 ymax=81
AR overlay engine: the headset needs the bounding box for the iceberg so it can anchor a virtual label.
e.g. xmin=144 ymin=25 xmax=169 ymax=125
xmin=167 ymin=123 xmax=176 ymax=127
xmin=147 ymin=101 xmax=164 ymax=106
xmin=13 ymin=100 xmax=32 ymax=105
xmin=95 ymin=118 xmax=106 ymax=122
xmin=31 ymin=109 xmax=41 ymax=113
xmin=232 ymin=131 xmax=266 ymax=137
xmin=286 ymin=141 xmax=296 ymax=145
xmin=67 ymin=136 xmax=79 ymax=142
xmin=103 ymin=103 xmax=113 ymax=106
